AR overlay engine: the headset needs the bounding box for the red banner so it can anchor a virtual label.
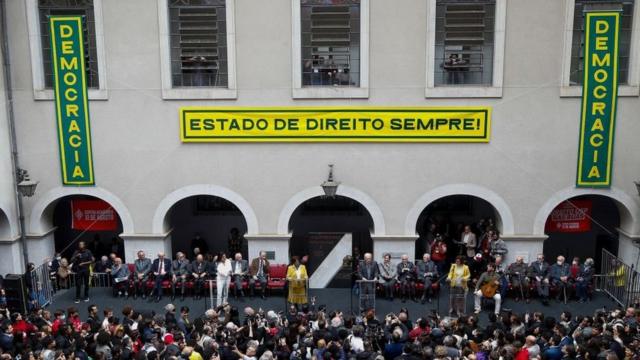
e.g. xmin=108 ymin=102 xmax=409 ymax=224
xmin=71 ymin=199 xmax=118 ymax=231
xmin=545 ymin=200 xmax=592 ymax=233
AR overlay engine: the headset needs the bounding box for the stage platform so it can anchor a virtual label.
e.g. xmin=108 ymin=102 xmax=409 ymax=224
xmin=48 ymin=286 xmax=618 ymax=325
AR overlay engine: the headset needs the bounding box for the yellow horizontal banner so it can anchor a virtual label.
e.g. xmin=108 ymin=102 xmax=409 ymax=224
xmin=180 ymin=107 xmax=491 ymax=143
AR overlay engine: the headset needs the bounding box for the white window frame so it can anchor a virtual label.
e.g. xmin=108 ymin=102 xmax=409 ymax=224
xmin=291 ymin=0 xmax=369 ymax=99
xmin=560 ymin=0 xmax=640 ymax=97
xmin=425 ymin=0 xmax=506 ymax=98
xmin=26 ymin=0 xmax=108 ymax=101
xmin=158 ymin=0 xmax=237 ymax=100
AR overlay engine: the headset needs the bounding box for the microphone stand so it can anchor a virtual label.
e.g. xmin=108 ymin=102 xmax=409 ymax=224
xmin=435 ymin=273 xmax=449 ymax=316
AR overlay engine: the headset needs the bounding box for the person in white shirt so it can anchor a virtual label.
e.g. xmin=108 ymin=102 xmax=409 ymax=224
xmin=216 ymin=253 xmax=232 ymax=306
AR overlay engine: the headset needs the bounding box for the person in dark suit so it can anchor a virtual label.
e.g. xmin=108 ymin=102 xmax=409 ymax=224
xmin=171 ymin=252 xmax=191 ymax=301
xmin=397 ymin=254 xmax=416 ymax=303
xmin=71 ymin=241 xmax=94 ymax=303
xmin=530 ymin=253 xmax=550 ymax=305
xmin=357 ymin=253 xmax=378 ymax=310
xmin=249 ymin=251 xmax=270 ymax=299
xmin=550 ymin=255 xmax=571 ymax=302
xmin=576 ymin=257 xmax=594 ymax=302
xmin=231 ymin=253 xmax=248 ymax=298
xmin=416 ymin=253 xmax=438 ymax=304
xmin=191 ymin=254 xmax=209 ymax=300
xmin=151 ymin=252 xmax=172 ymax=302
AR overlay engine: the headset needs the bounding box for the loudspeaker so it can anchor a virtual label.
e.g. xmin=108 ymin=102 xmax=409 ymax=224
xmin=4 ymin=274 xmax=28 ymax=314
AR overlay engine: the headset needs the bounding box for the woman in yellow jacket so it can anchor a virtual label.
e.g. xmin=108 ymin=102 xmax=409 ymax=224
xmin=286 ymin=256 xmax=308 ymax=305
xmin=446 ymin=255 xmax=471 ymax=316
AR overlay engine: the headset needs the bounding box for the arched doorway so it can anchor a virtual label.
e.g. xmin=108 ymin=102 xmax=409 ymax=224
xmin=51 ymin=195 xmax=124 ymax=261
xmin=414 ymin=195 xmax=503 ymax=260
xmin=166 ymin=195 xmax=248 ymax=259
xmin=543 ymin=195 xmax=620 ymax=267
xmin=0 ymin=209 xmax=11 ymax=240
xmin=288 ymin=195 xmax=374 ymax=279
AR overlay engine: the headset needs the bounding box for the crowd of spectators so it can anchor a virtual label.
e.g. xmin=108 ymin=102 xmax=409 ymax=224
xmin=0 ymin=294 xmax=639 ymax=360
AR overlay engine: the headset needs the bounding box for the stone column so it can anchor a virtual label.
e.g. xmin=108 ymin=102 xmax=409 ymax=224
xmin=500 ymin=235 xmax=547 ymax=264
xmin=617 ymin=229 xmax=640 ymax=268
xmin=25 ymin=227 xmax=56 ymax=265
xmin=372 ymin=235 xmax=419 ymax=262
xmin=121 ymin=232 xmax=172 ymax=263
xmin=246 ymin=235 xmax=290 ymax=264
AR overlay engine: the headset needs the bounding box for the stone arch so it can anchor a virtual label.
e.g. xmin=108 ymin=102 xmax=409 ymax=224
xmin=277 ymin=184 xmax=386 ymax=235
xmin=29 ymin=187 xmax=134 ymax=234
xmin=152 ymin=184 xmax=259 ymax=235
xmin=405 ymin=183 xmax=515 ymax=235
xmin=533 ymin=186 xmax=639 ymax=236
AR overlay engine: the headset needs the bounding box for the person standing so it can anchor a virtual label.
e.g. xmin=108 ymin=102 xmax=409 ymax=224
xmin=228 ymin=228 xmax=244 ymax=258
xmin=133 ymin=251 xmax=151 ymax=300
xmin=231 ymin=253 xmax=248 ymax=299
xmin=461 ymin=225 xmax=477 ymax=259
xmin=71 ymin=241 xmax=94 ymax=303
xmin=286 ymin=256 xmax=308 ymax=305
xmin=446 ymin=256 xmax=470 ymax=316
xmin=150 ymin=252 xmax=172 ymax=302
xmin=416 ymin=253 xmax=438 ymax=304
xmin=357 ymin=253 xmax=379 ymax=310
xmin=191 ymin=234 xmax=208 ymax=257
xmin=216 ymin=253 xmax=232 ymax=306
xmin=249 ymin=251 xmax=270 ymax=299
xmin=530 ymin=254 xmax=550 ymax=305
xmin=377 ymin=253 xmax=397 ymax=301
xmin=431 ymin=234 xmax=448 ymax=279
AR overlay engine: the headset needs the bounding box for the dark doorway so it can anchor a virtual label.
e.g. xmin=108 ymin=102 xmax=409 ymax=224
xmin=543 ymin=195 xmax=619 ymax=268
xmin=415 ymin=195 xmax=501 ymax=260
xmin=168 ymin=195 xmax=247 ymax=259
xmin=288 ymin=195 xmax=374 ymax=280
xmin=53 ymin=196 xmax=124 ymax=261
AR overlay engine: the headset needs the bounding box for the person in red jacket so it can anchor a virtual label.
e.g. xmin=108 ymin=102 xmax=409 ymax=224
xmin=431 ymin=234 xmax=448 ymax=278
xmin=11 ymin=313 xmax=36 ymax=335
xmin=408 ymin=318 xmax=431 ymax=340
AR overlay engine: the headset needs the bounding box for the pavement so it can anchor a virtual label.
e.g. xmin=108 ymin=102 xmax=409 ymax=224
xmin=49 ymin=285 xmax=619 ymax=326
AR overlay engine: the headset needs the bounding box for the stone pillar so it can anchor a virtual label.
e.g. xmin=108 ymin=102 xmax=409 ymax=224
xmin=500 ymin=235 xmax=547 ymax=264
xmin=617 ymin=229 xmax=640 ymax=268
xmin=246 ymin=235 xmax=290 ymax=264
xmin=372 ymin=235 xmax=418 ymax=262
xmin=25 ymin=228 xmax=56 ymax=265
xmin=121 ymin=232 xmax=172 ymax=263
xmin=0 ymin=237 xmax=24 ymax=274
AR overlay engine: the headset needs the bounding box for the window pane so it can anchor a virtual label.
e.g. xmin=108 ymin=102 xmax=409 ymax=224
xmin=169 ymin=0 xmax=228 ymax=88
xmin=434 ymin=0 xmax=496 ymax=87
xmin=301 ymin=0 xmax=361 ymax=87
xmin=38 ymin=0 xmax=98 ymax=89
xmin=569 ymin=0 xmax=634 ymax=85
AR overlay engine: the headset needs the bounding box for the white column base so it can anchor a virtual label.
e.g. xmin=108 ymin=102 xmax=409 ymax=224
xmin=0 ymin=237 xmax=24 ymax=274
xmin=372 ymin=235 xmax=418 ymax=262
xmin=121 ymin=233 xmax=172 ymax=263
xmin=617 ymin=229 xmax=640 ymax=268
xmin=500 ymin=235 xmax=547 ymax=264
xmin=25 ymin=228 xmax=56 ymax=265
xmin=246 ymin=235 xmax=290 ymax=264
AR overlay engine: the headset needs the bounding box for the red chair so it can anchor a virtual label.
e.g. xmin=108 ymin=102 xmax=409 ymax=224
xmin=267 ymin=264 xmax=287 ymax=291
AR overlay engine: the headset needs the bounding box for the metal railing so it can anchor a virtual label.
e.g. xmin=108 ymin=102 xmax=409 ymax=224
xmin=597 ymin=248 xmax=640 ymax=308
xmin=26 ymin=263 xmax=54 ymax=310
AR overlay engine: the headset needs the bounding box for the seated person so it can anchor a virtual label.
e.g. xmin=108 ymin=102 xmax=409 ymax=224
xmin=377 ymin=253 xmax=397 ymax=301
xmin=93 ymin=256 xmax=112 ymax=273
xmin=110 ymin=257 xmax=130 ymax=298
xmin=191 ymin=254 xmax=209 ymax=300
xmin=172 ymin=252 xmax=190 ymax=301
xmin=575 ymin=258 xmax=594 ymax=303
xmin=550 ymin=256 xmax=571 ymax=302
xmin=151 ymin=252 xmax=172 ymax=302
xmin=57 ymin=258 xmax=71 ymax=289
xmin=474 ymin=263 xmax=502 ymax=315
xmin=249 ymin=251 xmax=269 ymax=299
xmin=231 ymin=253 xmax=248 ymax=298
xmin=397 ymin=254 xmax=416 ymax=303
xmin=508 ymin=256 xmax=530 ymax=303
xmin=416 ymin=253 xmax=438 ymax=304
xmin=133 ymin=251 xmax=151 ymax=300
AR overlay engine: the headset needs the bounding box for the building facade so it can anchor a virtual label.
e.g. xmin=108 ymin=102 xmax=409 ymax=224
xmin=0 ymin=0 xmax=639 ymax=277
